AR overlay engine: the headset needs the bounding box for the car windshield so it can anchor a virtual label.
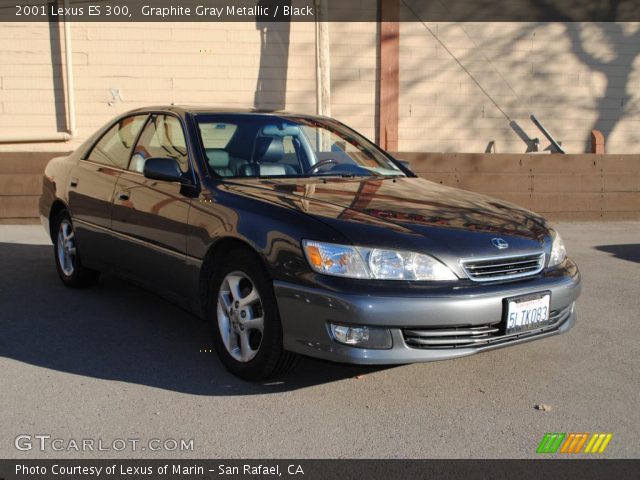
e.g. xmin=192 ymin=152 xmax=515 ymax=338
xmin=195 ymin=114 xmax=405 ymax=179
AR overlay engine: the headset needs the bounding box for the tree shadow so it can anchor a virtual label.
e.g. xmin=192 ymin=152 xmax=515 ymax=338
xmin=524 ymin=1 xmax=640 ymax=151
xmin=396 ymin=1 xmax=640 ymax=153
xmin=595 ymin=244 xmax=640 ymax=264
xmin=0 ymin=242 xmax=390 ymax=395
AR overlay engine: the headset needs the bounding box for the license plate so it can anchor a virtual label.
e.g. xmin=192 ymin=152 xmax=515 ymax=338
xmin=505 ymin=292 xmax=551 ymax=334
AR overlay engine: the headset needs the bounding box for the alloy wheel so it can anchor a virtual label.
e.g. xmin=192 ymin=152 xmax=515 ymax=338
xmin=57 ymin=219 xmax=77 ymax=277
xmin=216 ymin=271 xmax=265 ymax=362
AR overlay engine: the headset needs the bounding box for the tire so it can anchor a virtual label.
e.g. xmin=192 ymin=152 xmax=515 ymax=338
xmin=52 ymin=210 xmax=100 ymax=288
xmin=207 ymin=249 xmax=299 ymax=381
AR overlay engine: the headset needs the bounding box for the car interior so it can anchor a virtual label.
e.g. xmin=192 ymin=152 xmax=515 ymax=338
xmin=197 ymin=117 xmax=400 ymax=180
xmin=203 ymin=124 xmax=304 ymax=178
xmin=130 ymin=115 xmax=189 ymax=173
xmin=202 ymin=119 xmax=353 ymax=178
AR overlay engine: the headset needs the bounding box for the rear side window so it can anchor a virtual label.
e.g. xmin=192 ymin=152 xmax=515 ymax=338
xmin=129 ymin=115 xmax=189 ymax=173
xmin=87 ymin=115 xmax=147 ymax=169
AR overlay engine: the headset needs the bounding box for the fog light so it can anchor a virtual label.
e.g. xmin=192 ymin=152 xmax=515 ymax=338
xmin=329 ymin=323 xmax=392 ymax=349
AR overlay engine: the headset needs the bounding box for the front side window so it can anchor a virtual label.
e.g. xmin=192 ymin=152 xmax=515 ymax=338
xmin=196 ymin=114 xmax=405 ymax=179
xmin=129 ymin=115 xmax=189 ymax=173
xmin=87 ymin=115 xmax=147 ymax=169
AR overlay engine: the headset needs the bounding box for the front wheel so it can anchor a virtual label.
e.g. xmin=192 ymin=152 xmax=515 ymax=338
xmin=207 ymin=250 xmax=298 ymax=380
xmin=52 ymin=210 xmax=100 ymax=288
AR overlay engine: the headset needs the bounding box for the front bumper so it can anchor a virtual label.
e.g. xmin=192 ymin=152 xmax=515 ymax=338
xmin=274 ymin=259 xmax=581 ymax=364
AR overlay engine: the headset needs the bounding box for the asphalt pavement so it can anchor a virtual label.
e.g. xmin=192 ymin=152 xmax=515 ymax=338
xmin=1 ymin=222 xmax=638 ymax=458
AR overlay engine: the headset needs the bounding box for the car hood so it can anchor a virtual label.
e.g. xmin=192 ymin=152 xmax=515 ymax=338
xmin=222 ymin=176 xmax=551 ymax=272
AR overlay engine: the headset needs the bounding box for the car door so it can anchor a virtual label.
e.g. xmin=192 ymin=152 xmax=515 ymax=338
xmin=110 ymin=114 xmax=195 ymax=302
xmin=67 ymin=114 xmax=148 ymax=269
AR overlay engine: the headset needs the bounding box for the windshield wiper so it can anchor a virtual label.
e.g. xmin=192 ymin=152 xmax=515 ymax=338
xmin=315 ymin=173 xmax=379 ymax=179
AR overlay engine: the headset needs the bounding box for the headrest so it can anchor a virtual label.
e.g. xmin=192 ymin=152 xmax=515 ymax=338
xmin=206 ymin=149 xmax=230 ymax=168
xmin=253 ymin=137 xmax=284 ymax=163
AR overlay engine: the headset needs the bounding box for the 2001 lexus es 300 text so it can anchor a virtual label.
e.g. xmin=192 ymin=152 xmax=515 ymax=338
xmin=40 ymin=107 xmax=581 ymax=380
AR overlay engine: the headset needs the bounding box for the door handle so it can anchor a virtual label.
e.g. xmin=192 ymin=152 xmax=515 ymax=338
xmin=117 ymin=192 xmax=130 ymax=201
xmin=69 ymin=178 xmax=79 ymax=188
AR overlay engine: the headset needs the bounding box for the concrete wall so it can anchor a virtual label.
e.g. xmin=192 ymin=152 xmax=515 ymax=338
xmin=0 ymin=152 xmax=53 ymax=222
xmin=2 ymin=152 xmax=638 ymax=222
xmin=397 ymin=153 xmax=640 ymax=221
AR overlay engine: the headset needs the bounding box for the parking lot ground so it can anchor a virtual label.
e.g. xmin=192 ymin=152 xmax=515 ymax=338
xmin=1 ymin=222 xmax=639 ymax=458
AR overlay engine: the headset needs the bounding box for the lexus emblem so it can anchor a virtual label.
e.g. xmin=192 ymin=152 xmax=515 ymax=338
xmin=491 ymin=238 xmax=509 ymax=250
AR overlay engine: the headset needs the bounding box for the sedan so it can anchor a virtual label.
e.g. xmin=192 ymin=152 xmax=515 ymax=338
xmin=40 ymin=106 xmax=581 ymax=380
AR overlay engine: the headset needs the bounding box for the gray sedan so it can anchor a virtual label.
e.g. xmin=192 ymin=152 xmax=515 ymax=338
xmin=39 ymin=107 xmax=581 ymax=380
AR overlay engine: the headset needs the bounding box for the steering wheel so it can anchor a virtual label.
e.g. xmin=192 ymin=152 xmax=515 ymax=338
xmin=306 ymin=158 xmax=337 ymax=174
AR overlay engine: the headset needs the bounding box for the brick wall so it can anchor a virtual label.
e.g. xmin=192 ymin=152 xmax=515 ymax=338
xmin=0 ymin=21 xmax=378 ymax=153
xmin=399 ymin=22 xmax=640 ymax=154
xmin=1 ymin=20 xmax=640 ymax=221
xmin=2 ymin=21 xmax=640 ymax=154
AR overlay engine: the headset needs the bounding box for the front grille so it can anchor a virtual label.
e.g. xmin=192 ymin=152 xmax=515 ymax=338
xmin=403 ymin=304 xmax=573 ymax=349
xmin=460 ymin=252 xmax=545 ymax=282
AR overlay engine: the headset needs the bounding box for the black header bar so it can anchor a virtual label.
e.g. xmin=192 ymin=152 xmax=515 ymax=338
xmin=0 ymin=459 xmax=639 ymax=480
xmin=1 ymin=0 xmax=640 ymax=22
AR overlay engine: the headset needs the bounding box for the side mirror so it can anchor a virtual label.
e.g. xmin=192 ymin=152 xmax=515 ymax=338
xmin=143 ymin=157 xmax=186 ymax=183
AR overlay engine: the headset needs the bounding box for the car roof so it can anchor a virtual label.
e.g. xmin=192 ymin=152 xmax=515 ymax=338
xmin=126 ymin=105 xmax=327 ymax=120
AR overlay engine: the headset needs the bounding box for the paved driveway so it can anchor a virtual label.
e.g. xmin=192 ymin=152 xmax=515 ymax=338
xmin=1 ymin=223 xmax=638 ymax=458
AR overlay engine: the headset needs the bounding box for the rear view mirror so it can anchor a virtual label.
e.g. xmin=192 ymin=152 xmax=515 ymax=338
xmin=261 ymin=124 xmax=301 ymax=136
xmin=143 ymin=157 xmax=185 ymax=183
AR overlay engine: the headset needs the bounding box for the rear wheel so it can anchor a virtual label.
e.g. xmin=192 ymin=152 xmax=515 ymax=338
xmin=207 ymin=249 xmax=298 ymax=380
xmin=52 ymin=210 xmax=100 ymax=288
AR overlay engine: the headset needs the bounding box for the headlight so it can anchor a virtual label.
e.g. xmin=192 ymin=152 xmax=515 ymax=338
xmin=302 ymin=240 xmax=457 ymax=281
xmin=301 ymin=241 xmax=368 ymax=278
xmin=548 ymin=229 xmax=567 ymax=267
